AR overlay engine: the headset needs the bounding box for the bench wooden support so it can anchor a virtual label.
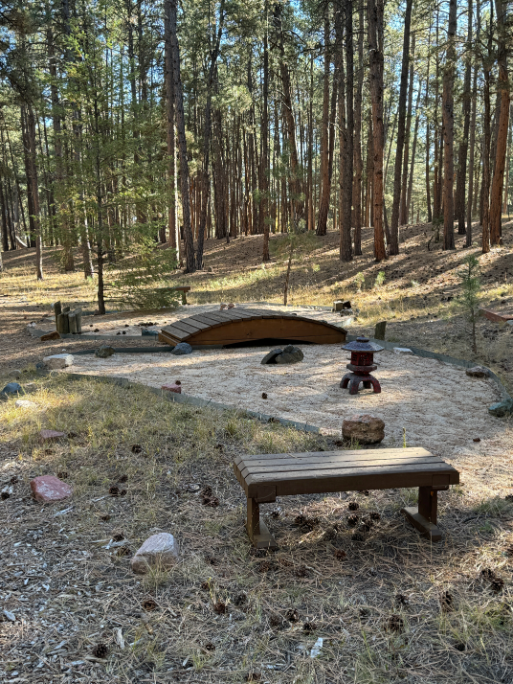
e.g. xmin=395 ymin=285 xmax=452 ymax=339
xmin=247 ymin=498 xmax=279 ymax=550
xmin=402 ymin=486 xmax=442 ymax=542
xmin=233 ymin=448 xmax=459 ymax=548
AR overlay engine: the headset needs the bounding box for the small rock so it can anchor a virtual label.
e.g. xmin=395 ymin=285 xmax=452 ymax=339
xmin=220 ymin=303 xmax=227 ymax=311
xmin=172 ymin=342 xmax=193 ymax=355
xmin=142 ymin=328 xmax=157 ymax=336
xmin=393 ymin=347 xmax=413 ymax=355
xmin=40 ymin=331 xmax=61 ymax=341
xmin=30 ymin=475 xmax=73 ymax=502
xmin=466 ymin=366 xmax=491 ymax=378
xmin=162 ymin=382 xmax=182 ymax=394
xmin=0 ymin=382 xmax=22 ymax=399
xmin=342 ymin=414 xmax=385 ymax=445
xmin=3 ymin=609 xmax=15 ymax=622
xmin=131 ymin=532 xmax=179 ymax=574
xmin=15 ymin=399 xmax=37 ymax=409
xmin=95 ymin=345 xmax=115 ymax=359
xmin=227 ymin=303 xmax=235 ymax=309
xmin=489 ymin=399 xmax=513 ymax=418
xmin=40 ymin=429 xmax=67 ymax=442
xmin=43 ymin=354 xmax=74 ymax=369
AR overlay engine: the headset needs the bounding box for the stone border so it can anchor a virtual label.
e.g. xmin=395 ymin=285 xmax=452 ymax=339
xmin=62 ymin=372 xmax=321 ymax=434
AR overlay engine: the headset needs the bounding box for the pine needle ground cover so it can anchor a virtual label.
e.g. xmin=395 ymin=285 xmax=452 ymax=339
xmin=1 ymin=374 xmax=513 ymax=684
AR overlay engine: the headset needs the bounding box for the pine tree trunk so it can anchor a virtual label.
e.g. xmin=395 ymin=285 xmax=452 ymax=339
xmin=340 ymin=0 xmax=353 ymax=261
xmin=22 ymin=105 xmax=44 ymax=279
xmin=407 ymin=82 xmax=422 ymax=223
xmin=262 ymin=1 xmax=270 ymax=261
xmin=482 ymin=13 xmax=493 ymax=253
xmin=442 ymin=0 xmax=457 ymax=250
xmin=489 ymin=0 xmax=510 ymax=245
xmin=317 ymin=9 xmax=331 ymax=236
xmin=168 ymin=0 xmax=195 ymax=272
xmin=367 ymin=0 xmax=386 ymax=261
xmin=466 ymin=0 xmax=480 ymax=247
xmin=353 ymin=0 xmax=364 ymax=255
xmin=400 ymin=33 xmax=415 ymax=226
xmin=164 ymin=0 xmax=177 ymax=252
xmin=389 ymin=0 xmax=413 ymax=254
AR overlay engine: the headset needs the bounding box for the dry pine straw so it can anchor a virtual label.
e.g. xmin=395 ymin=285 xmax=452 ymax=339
xmin=0 ymin=376 xmax=512 ymax=684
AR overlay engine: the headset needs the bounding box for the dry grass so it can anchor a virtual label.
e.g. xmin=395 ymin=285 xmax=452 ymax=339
xmin=1 ymin=374 xmax=513 ymax=683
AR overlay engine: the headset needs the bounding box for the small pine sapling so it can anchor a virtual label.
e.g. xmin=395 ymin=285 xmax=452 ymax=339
xmin=374 ymin=270 xmax=386 ymax=290
xmin=354 ymin=272 xmax=365 ymax=292
xmin=458 ymin=254 xmax=481 ymax=354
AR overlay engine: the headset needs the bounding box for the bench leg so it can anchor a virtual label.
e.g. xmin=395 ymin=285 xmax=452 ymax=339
xmin=402 ymin=486 xmax=442 ymax=542
xmin=181 ymin=292 xmax=187 ymax=305
xmin=246 ymin=498 xmax=278 ymax=550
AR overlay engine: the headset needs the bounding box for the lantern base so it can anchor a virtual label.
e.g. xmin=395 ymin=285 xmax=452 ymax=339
xmin=340 ymin=372 xmax=381 ymax=395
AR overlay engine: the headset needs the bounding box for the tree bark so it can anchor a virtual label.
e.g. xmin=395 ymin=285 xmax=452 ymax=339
xmin=262 ymin=0 xmax=270 ymax=261
xmin=389 ymin=0 xmax=413 ymax=254
xmin=168 ymin=0 xmax=195 ymax=272
xmin=317 ymin=8 xmax=331 ymax=236
xmin=21 ymin=105 xmax=43 ymax=279
xmin=340 ymin=0 xmax=353 ymax=261
xmin=164 ymin=0 xmax=177 ymax=254
xmin=466 ymin=0 xmax=480 ymax=246
xmin=400 ymin=32 xmax=415 ymax=226
xmin=353 ymin=0 xmax=364 ymax=255
xmin=442 ymin=0 xmax=457 ymax=250
xmin=367 ymin=0 xmax=386 ymax=261
xmin=489 ymin=0 xmax=510 ymax=246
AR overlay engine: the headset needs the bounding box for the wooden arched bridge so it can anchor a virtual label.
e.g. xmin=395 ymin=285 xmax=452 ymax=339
xmin=158 ymin=308 xmax=347 ymax=348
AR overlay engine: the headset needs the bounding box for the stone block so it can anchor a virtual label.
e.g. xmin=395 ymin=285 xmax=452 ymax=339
xmin=131 ymin=532 xmax=179 ymax=574
xmin=40 ymin=429 xmax=67 ymax=442
xmin=342 ymin=414 xmax=385 ymax=445
xmin=172 ymin=342 xmax=193 ymax=355
xmin=162 ymin=382 xmax=182 ymax=394
xmin=95 ymin=345 xmax=115 ymax=358
xmin=15 ymin=400 xmax=37 ymax=409
xmin=489 ymin=399 xmax=513 ymax=418
xmin=466 ymin=366 xmax=491 ymax=378
xmin=393 ymin=347 xmax=413 ymax=355
xmin=43 ymin=354 xmax=74 ymax=369
xmin=31 ymin=475 xmax=73 ymax=502
xmin=1 ymin=382 xmax=22 ymax=399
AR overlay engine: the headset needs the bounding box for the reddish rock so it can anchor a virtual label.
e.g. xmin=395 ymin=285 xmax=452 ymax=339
xmin=131 ymin=532 xmax=179 ymax=574
xmin=40 ymin=331 xmax=61 ymax=341
xmin=31 ymin=475 xmax=73 ymax=502
xmin=161 ymin=383 xmax=182 ymax=394
xmin=219 ymin=303 xmax=227 ymax=311
xmin=227 ymin=303 xmax=235 ymax=309
xmin=40 ymin=429 xmax=67 ymax=442
xmin=342 ymin=414 xmax=385 ymax=445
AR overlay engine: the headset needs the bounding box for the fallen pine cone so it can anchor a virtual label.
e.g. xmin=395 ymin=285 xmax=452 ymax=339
xmin=118 ymin=474 xmax=128 ymax=483
xmin=261 ymin=392 xmax=268 ymax=399
xmin=131 ymin=444 xmax=142 ymax=454
xmin=269 ymin=614 xmax=283 ymax=628
xmin=109 ymin=485 xmax=119 ymax=497
xmin=386 ymin=615 xmax=404 ymax=634
xmin=142 ymin=598 xmax=158 ymax=612
xmin=213 ymin=601 xmax=226 ymax=615
xmin=334 ymin=549 xmax=347 ymax=561
xmin=112 ymin=532 xmax=124 ymax=542
xmin=395 ymin=593 xmax=408 ymax=606
xmin=440 ymin=591 xmax=453 ymax=612
xmin=348 ymin=501 xmax=359 ymax=511
xmin=490 ymin=577 xmax=505 ymax=593
xmin=245 ymin=672 xmax=261 ymax=682
xmin=303 ymin=621 xmax=317 ymax=633
xmin=369 ymin=512 xmax=381 ymax=521
xmin=294 ymin=564 xmax=308 ymax=578
xmin=286 ymin=608 xmax=299 ymax=623
xmin=481 ymin=568 xmax=496 ymax=580
xmin=91 ymin=643 xmax=109 ymax=659
xmin=347 ymin=514 xmax=359 ymax=527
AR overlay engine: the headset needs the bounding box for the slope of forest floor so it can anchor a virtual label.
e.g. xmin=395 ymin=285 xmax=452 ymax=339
xmin=1 ymin=219 xmax=513 ymax=392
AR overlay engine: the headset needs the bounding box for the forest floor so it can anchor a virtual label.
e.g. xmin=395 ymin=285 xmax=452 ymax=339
xmin=1 ymin=221 xmax=513 ymax=683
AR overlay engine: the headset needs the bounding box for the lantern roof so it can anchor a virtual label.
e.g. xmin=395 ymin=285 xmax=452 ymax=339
xmin=342 ymin=336 xmax=384 ymax=353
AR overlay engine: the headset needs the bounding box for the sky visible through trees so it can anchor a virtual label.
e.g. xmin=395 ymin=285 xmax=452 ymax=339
xmin=0 ymin=0 xmax=511 ymax=296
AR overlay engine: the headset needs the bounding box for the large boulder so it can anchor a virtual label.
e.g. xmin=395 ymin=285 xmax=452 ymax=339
xmin=261 ymin=345 xmax=304 ymax=365
xmin=342 ymin=414 xmax=385 ymax=445
xmin=131 ymin=532 xmax=179 ymax=574
xmin=31 ymin=475 xmax=73 ymax=502
xmin=43 ymin=354 xmax=74 ymax=369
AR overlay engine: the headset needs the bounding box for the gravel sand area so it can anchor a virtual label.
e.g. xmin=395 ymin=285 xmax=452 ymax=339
xmin=64 ymin=334 xmax=505 ymax=461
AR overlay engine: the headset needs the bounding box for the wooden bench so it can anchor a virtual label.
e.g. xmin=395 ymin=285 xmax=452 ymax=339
xmin=233 ymin=447 xmax=459 ymax=548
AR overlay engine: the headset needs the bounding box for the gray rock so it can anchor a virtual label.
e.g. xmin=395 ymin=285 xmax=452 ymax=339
xmin=15 ymin=399 xmax=37 ymax=409
xmin=43 ymin=354 xmax=74 ymax=369
xmin=142 ymin=329 xmax=157 ymax=337
xmin=275 ymin=345 xmax=304 ymax=364
xmin=1 ymin=382 xmax=22 ymax=399
xmin=466 ymin=366 xmax=491 ymax=378
xmin=489 ymin=399 xmax=513 ymax=418
xmin=95 ymin=345 xmax=115 ymax=358
xmin=261 ymin=349 xmax=283 ymax=365
xmin=393 ymin=347 xmax=413 ymax=355
xmin=172 ymin=342 xmax=193 ymax=355
xmin=131 ymin=532 xmax=179 ymax=574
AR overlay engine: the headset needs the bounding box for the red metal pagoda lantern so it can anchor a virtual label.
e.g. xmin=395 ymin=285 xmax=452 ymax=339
xmin=340 ymin=336 xmax=383 ymax=395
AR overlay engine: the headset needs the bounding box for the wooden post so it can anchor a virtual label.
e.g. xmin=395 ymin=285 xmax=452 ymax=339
xmin=402 ymin=486 xmax=441 ymax=542
xmin=246 ymin=497 xmax=278 ymax=550
xmin=69 ymin=313 xmax=77 ymax=334
xmin=374 ymin=321 xmax=387 ymax=340
xmin=75 ymin=309 xmax=82 ymax=333
xmin=54 ymin=301 xmax=62 ymax=320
